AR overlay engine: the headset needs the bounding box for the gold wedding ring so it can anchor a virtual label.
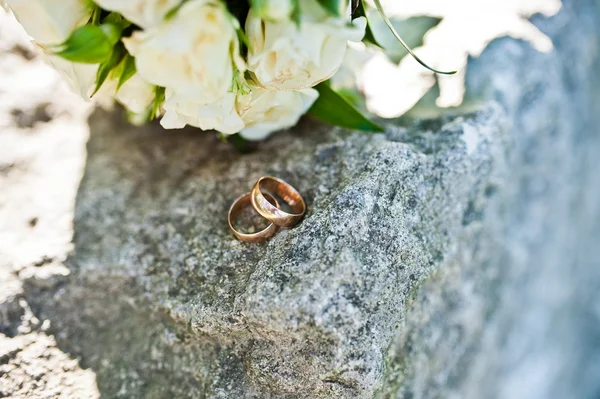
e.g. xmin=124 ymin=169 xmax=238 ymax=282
xmin=228 ymin=192 xmax=280 ymax=243
xmin=251 ymin=176 xmax=306 ymax=227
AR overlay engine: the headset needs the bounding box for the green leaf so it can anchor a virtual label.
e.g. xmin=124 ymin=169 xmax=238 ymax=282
xmin=236 ymin=28 xmax=250 ymax=51
xmin=317 ymin=0 xmax=349 ymax=17
xmin=336 ymin=87 xmax=363 ymax=108
xmin=102 ymin=12 xmax=132 ymax=31
xmin=116 ymin=54 xmax=137 ymax=91
xmin=224 ymin=133 xmax=251 ymax=153
xmin=100 ymin=23 xmax=121 ymax=45
xmin=92 ymin=42 xmax=126 ymax=96
xmin=54 ymin=23 xmax=121 ymax=64
xmin=290 ymin=0 xmax=301 ymax=26
xmin=308 ymin=83 xmax=383 ymax=132
xmin=353 ymin=0 xmax=382 ymax=48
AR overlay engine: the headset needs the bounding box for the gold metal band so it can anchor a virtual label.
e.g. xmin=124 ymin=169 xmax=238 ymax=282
xmin=228 ymin=192 xmax=280 ymax=243
xmin=251 ymin=176 xmax=306 ymax=227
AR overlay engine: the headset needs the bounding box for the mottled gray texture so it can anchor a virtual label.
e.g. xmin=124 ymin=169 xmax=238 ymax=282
xmin=26 ymin=102 xmax=510 ymax=399
xmin=5 ymin=1 xmax=600 ymax=398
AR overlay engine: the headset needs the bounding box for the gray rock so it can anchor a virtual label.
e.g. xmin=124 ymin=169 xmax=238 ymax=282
xmin=31 ymin=105 xmax=507 ymax=399
xmin=19 ymin=1 xmax=600 ymax=398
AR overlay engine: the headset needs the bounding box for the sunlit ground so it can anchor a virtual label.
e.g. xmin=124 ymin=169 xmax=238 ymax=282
xmin=359 ymin=0 xmax=562 ymax=117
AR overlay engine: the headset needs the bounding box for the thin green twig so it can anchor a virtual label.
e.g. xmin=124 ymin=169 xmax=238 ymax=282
xmin=372 ymin=0 xmax=456 ymax=75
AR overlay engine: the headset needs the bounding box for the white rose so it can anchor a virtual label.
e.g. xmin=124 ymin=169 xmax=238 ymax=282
xmin=41 ymin=50 xmax=97 ymax=99
xmin=160 ymin=84 xmax=318 ymax=139
xmin=246 ymin=0 xmax=366 ymax=90
xmin=238 ymin=86 xmax=318 ymax=141
xmin=93 ymin=0 xmax=182 ymax=29
xmin=330 ymin=42 xmax=372 ymax=91
xmin=6 ymin=0 xmax=91 ymax=45
xmin=123 ymin=0 xmax=241 ymax=104
xmin=251 ymin=0 xmax=293 ymax=21
xmin=113 ymin=75 xmax=155 ymax=115
xmin=161 ymin=91 xmax=244 ymax=134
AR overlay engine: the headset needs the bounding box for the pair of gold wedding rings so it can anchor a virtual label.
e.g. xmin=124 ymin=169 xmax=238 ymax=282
xmin=228 ymin=176 xmax=306 ymax=243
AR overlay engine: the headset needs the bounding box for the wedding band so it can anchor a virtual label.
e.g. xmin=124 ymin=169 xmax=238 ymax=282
xmin=228 ymin=192 xmax=280 ymax=243
xmin=251 ymin=176 xmax=306 ymax=227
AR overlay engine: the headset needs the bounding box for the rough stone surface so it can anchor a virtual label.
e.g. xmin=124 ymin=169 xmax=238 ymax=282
xmin=1 ymin=1 xmax=600 ymax=398
xmin=29 ymin=105 xmax=507 ymax=399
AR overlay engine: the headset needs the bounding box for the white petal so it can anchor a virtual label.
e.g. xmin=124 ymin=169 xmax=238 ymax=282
xmin=246 ymin=0 xmax=366 ymax=91
xmin=239 ymin=88 xmax=318 ymax=140
xmin=115 ymin=75 xmax=155 ymax=114
xmin=93 ymin=0 xmax=184 ymax=29
xmin=123 ymin=1 xmax=238 ymax=103
xmin=6 ymin=0 xmax=91 ymax=44
xmin=160 ymin=109 xmax=187 ymax=129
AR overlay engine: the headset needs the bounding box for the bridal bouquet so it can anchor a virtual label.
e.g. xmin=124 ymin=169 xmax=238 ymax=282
xmin=2 ymin=0 xmax=451 ymax=141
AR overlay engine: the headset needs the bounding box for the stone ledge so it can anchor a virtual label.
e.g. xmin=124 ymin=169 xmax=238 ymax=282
xmin=25 ymin=100 xmax=505 ymax=398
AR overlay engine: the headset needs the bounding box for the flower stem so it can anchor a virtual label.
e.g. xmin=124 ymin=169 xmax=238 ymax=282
xmin=372 ymin=0 xmax=456 ymax=75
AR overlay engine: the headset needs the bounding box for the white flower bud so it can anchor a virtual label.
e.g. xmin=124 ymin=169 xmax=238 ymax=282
xmin=161 ymin=91 xmax=244 ymax=134
xmin=114 ymin=75 xmax=155 ymax=115
xmin=252 ymin=0 xmax=294 ymax=21
xmin=123 ymin=0 xmax=241 ymax=104
xmin=246 ymin=0 xmax=366 ymax=90
xmin=238 ymin=86 xmax=318 ymax=141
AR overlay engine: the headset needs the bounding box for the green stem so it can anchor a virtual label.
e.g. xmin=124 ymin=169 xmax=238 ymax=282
xmin=91 ymin=6 xmax=102 ymax=25
xmin=372 ymin=0 xmax=456 ymax=75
